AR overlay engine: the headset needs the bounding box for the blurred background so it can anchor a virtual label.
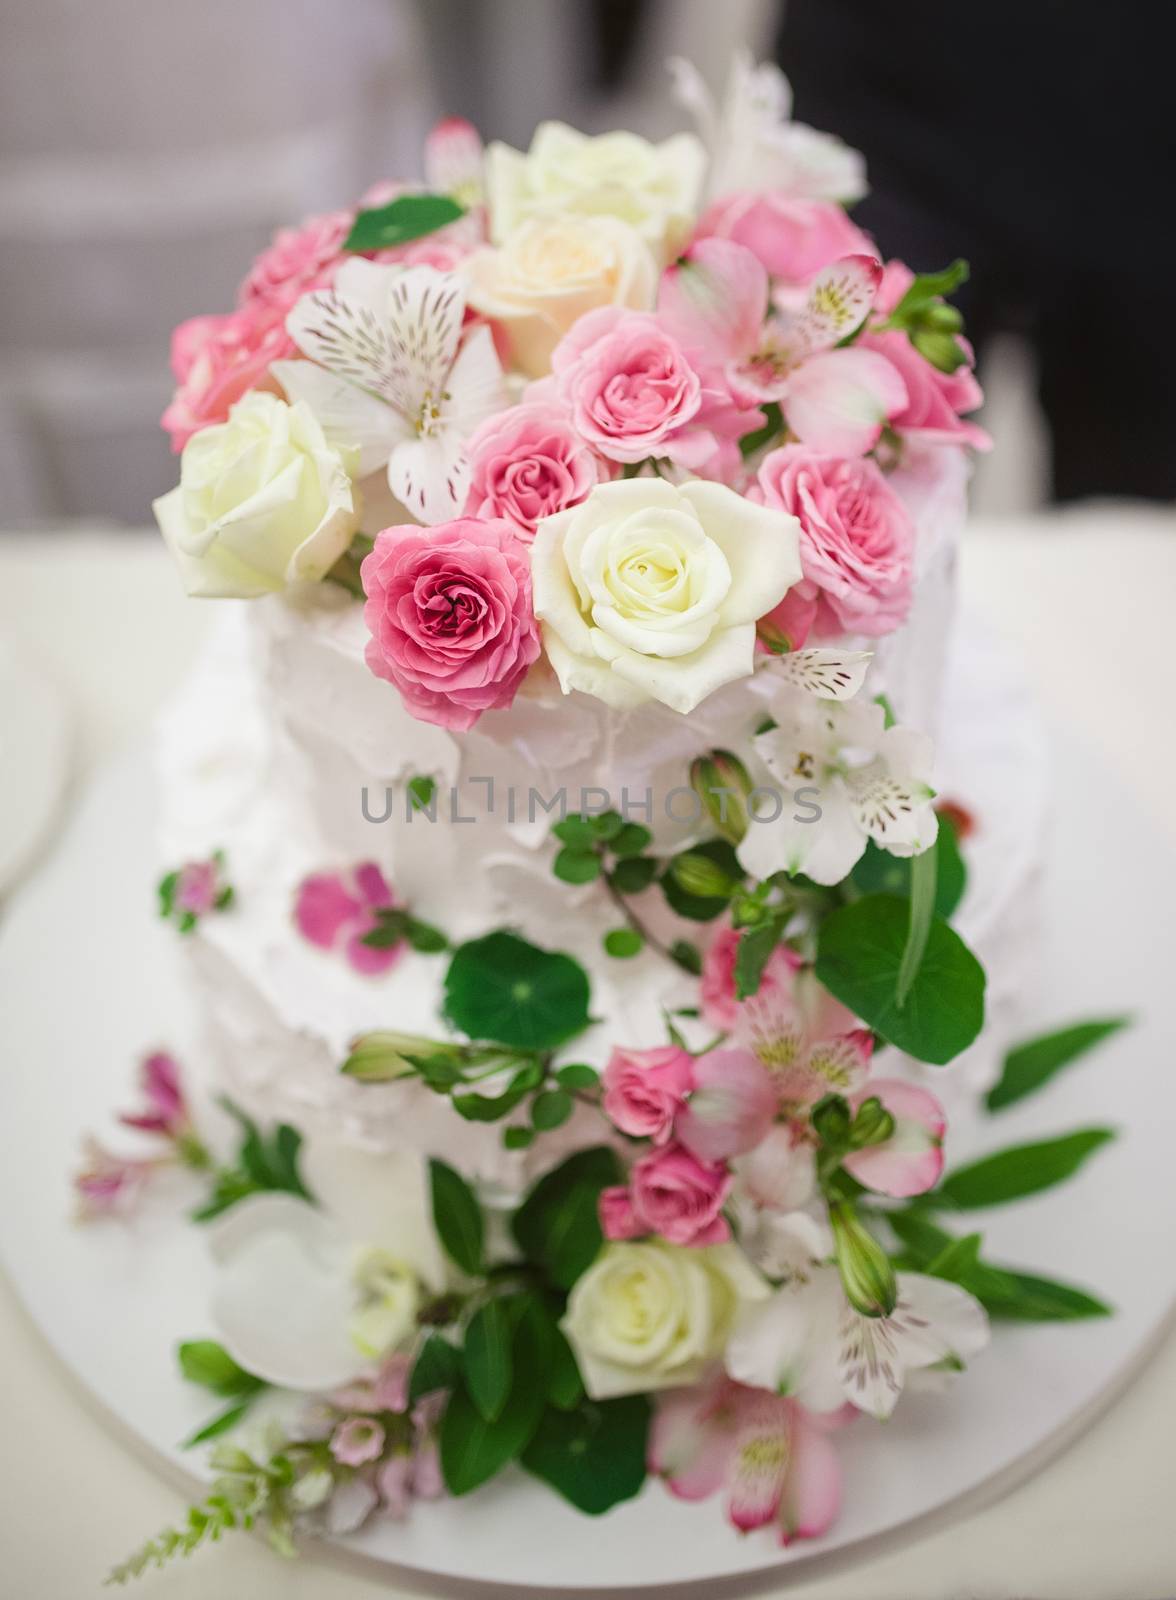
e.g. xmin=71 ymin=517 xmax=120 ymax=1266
xmin=1 ymin=0 xmax=1172 ymax=527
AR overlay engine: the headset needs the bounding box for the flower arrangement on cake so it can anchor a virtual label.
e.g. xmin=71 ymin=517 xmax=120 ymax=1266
xmin=80 ymin=53 xmax=1126 ymax=1584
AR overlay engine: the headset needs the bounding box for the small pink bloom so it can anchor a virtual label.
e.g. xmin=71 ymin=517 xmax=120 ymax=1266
xmin=174 ymin=860 xmax=218 ymax=916
xmin=237 ymin=210 xmax=352 ymax=311
xmin=599 ymin=1185 xmax=643 ymax=1240
xmin=73 ymin=1137 xmax=157 ymax=1220
xmin=464 ymin=403 xmax=603 ymax=542
xmin=361 ymin=517 xmax=541 ymax=731
xmin=694 ymin=192 xmax=874 ymax=290
xmin=118 ymin=1050 xmax=190 ymax=1139
xmin=377 ymin=1454 xmax=413 ymax=1518
xmin=629 ymin=1143 xmax=732 ymax=1247
xmin=160 ymin=304 xmax=295 ymax=451
xmin=294 ymin=861 xmax=402 ymax=977
xmin=424 ymin=117 xmax=485 ymax=209
xmin=330 ymin=1416 xmax=386 ymax=1468
xmin=601 ymin=1044 xmax=695 ymax=1144
xmin=675 ymin=1048 xmax=778 ymax=1164
xmin=842 ymin=1078 xmax=947 ymax=1198
xmin=780 ymin=346 xmax=908 ymax=457
xmin=372 ymin=1353 xmax=411 ymax=1413
xmin=859 ymin=327 xmax=990 ymax=450
xmin=754 ymin=445 xmax=916 ymax=638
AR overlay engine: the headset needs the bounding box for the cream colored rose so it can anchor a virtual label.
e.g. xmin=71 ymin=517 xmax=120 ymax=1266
xmin=486 ymin=121 xmax=706 ymax=262
xmin=465 ymin=214 xmax=657 ymax=378
xmin=531 ymin=478 xmax=803 ymax=714
xmin=562 ymin=1240 xmax=768 ymax=1399
xmin=154 ymin=390 xmax=360 ymax=598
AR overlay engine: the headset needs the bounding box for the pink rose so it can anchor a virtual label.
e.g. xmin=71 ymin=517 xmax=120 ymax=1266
xmin=700 ymin=923 xmax=802 ymax=1031
xmin=360 ymin=517 xmax=541 ymax=731
xmin=160 ymin=304 xmax=294 ymax=451
xmin=238 ymin=210 xmax=353 ymax=310
xmin=464 ymin=403 xmax=603 ymax=542
xmin=601 ymin=1044 xmax=695 ymax=1144
xmin=599 ymin=1185 xmax=643 ymax=1241
xmin=860 ymin=330 xmax=990 ymax=451
xmin=754 ymin=445 xmax=916 ymax=637
xmin=546 ymin=307 xmax=708 ymax=467
xmin=694 ymin=193 xmax=873 ymax=291
xmin=629 ymin=1143 xmax=732 ymax=1246
xmin=675 ymin=1048 xmax=778 ymax=1164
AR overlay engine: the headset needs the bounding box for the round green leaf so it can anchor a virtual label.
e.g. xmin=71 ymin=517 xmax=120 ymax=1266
xmin=556 ymin=1062 xmax=599 ymax=1091
xmin=603 ymin=927 xmax=644 ymax=959
xmin=531 ymin=1088 xmax=573 ymax=1131
xmin=553 ymin=847 xmax=600 ymax=885
xmin=443 ymin=932 xmax=591 ymax=1052
xmin=502 ymin=1125 xmax=535 ymax=1150
xmin=610 ymin=822 xmax=653 ymax=857
xmin=608 ymin=856 xmax=658 ymax=895
xmin=521 ymin=1395 xmax=650 ymax=1515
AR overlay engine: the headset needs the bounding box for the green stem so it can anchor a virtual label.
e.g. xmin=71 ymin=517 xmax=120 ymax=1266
xmin=896 ymin=846 xmax=937 ymax=1009
xmin=601 ymin=871 xmax=676 ymax=969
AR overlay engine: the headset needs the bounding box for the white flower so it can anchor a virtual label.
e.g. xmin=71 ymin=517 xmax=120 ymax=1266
xmin=153 ymin=391 xmax=360 ymax=598
xmin=726 ymin=1266 xmax=989 ymax=1420
xmin=275 ymin=260 xmax=507 ymax=525
xmin=737 ymin=690 xmax=938 ymax=886
xmin=486 ymin=121 xmax=705 ymax=262
xmin=465 ymin=213 xmax=657 ymax=378
xmin=207 ymin=1138 xmax=446 ymax=1390
xmin=562 ymin=1239 xmax=768 ymax=1400
xmin=670 ymin=50 xmax=867 ymax=204
xmin=531 ymin=478 xmax=802 ymax=715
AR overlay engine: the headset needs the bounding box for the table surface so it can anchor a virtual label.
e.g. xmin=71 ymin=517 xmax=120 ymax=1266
xmin=2 ymin=511 xmax=1174 ymax=1600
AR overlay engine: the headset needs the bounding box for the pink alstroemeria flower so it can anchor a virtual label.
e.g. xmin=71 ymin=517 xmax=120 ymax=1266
xmin=294 ymin=862 xmax=402 ymax=976
xmin=675 ymin=1048 xmax=778 ymax=1164
xmin=117 ymin=1050 xmax=191 ymax=1140
xmin=842 ymin=1078 xmax=947 ymax=1198
xmin=73 ymin=1136 xmax=159 ymax=1220
xmin=659 ymin=239 xmax=907 ymax=456
xmin=649 ymin=1371 xmax=845 ymax=1544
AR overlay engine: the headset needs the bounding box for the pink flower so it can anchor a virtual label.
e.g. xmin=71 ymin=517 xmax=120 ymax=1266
xmin=423 ymin=116 xmax=485 ymax=211
xmin=599 ymin=1185 xmax=643 ymax=1241
xmin=842 ymin=1078 xmax=947 ymax=1198
xmin=160 ymin=304 xmax=295 ymax=451
xmin=859 ymin=326 xmax=990 ymax=451
xmin=238 ymin=210 xmax=353 ymax=311
xmin=699 ymin=923 xmax=801 ymax=1032
xmin=601 ymin=1044 xmax=695 ymax=1144
xmin=464 ymin=403 xmax=603 ymax=542
xmin=361 ymin=517 xmax=541 ymax=731
xmin=649 ymin=1372 xmax=845 ymax=1544
xmin=330 ymin=1416 xmax=386 ymax=1467
xmin=629 ymin=1143 xmax=733 ymax=1246
xmin=174 ymin=861 xmax=218 ymax=916
xmin=73 ymin=1137 xmax=158 ymax=1220
xmin=754 ymin=446 xmax=916 ymax=638
xmin=294 ymin=861 xmax=403 ymax=977
xmin=118 ymin=1050 xmax=191 ymax=1139
xmin=694 ymin=192 xmax=873 ymax=291
xmin=675 ymin=1048 xmax=778 ymax=1164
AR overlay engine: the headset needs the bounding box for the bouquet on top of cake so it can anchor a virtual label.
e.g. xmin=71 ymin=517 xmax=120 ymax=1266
xmin=84 ymin=54 xmax=1123 ymax=1584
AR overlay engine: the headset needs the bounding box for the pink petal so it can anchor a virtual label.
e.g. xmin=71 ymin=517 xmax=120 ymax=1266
xmin=676 ymin=1048 xmax=778 ymax=1163
xmin=344 ymin=918 xmax=403 ymax=977
xmin=787 ymin=254 xmax=883 ymax=359
xmin=778 ymin=1407 xmax=842 ymax=1543
xmin=782 ymin=347 xmax=908 ymax=457
xmin=352 ymin=861 xmax=395 ymax=910
xmin=725 ymin=1392 xmax=793 ymax=1533
xmin=649 ymin=1377 xmax=738 ymax=1501
xmin=658 ymin=239 xmax=768 ymax=368
xmin=294 ymin=872 xmax=363 ymax=950
xmin=599 ymin=1186 xmax=644 ymax=1240
xmin=424 ymin=117 xmax=484 ymax=200
xmin=842 ymin=1078 xmax=947 ymax=1199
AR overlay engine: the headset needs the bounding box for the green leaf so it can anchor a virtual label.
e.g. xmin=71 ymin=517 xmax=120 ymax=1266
xmin=661 ymin=838 xmax=743 ymax=922
xmin=439 ymin=1299 xmax=548 ymax=1496
xmin=521 ymin=1395 xmax=650 ymax=1514
xmin=555 ymin=1062 xmax=599 ymax=1091
xmin=512 ymin=1146 xmax=622 ymax=1290
xmin=986 ymin=1018 xmax=1131 ymax=1112
xmin=177 ymin=1341 xmax=264 ymax=1399
xmin=609 ymin=856 xmax=658 ymax=895
xmin=978 ymin=1268 xmax=1113 ymax=1322
xmin=551 ymin=815 xmax=598 ymax=848
xmin=405 ymin=916 xmax=449 ymax=954
xmin=407 ymin=774 xmax=436 ymax=813
xmin=463 ymin=1299 xmax=514 ymax=1422
xmin=929 ymin=1128 xmax=1115 ymax=1210
xmin=610 ymin=822 xmax=653 ymax=857
xmin=157 ymin=870 xmax=179 ymax=918
xmin=850 ymin=827 xmax=966 ymax=923
xmin=734 ymin=921 xmax=781 ymax=1001
xmin=531 ymin=1088 xmax=574 ymax=1130
xmin=589 ymin=810 xmax=625 ymax=841
xmin=738 ymin=400 xmax=784 ymax=459
xmin=429 ymin=1158 xmax=484 ymax=1276
xmin=409 ymin=1334 xmax=461 ymax=1404
xmin=815 ymin=895 xmax=985 ymax=1064
xmin=452 ymin=1059 xmax=545 ymax=1123
xmin=344 ymin=193 xmax=464 ymax=252
xmin=545 ymin=1322 xmax=585 ymax=1411
xmin=603 ymin=927 xmax=644 ymax=959
xmin=896 ymin=846 xmax=937 ymax=1008
xmin=444 ymin=932 xmax=592 ymax=1052
xmin=182 ymin=1400 xmax=254 ymax=1449
xmin=503 ymin=1125 xmax=534 ymax=1150
xmin=888 ymin=259 xmax=970 ymax=318
xmin=669 ymin=939 xmax=703 ymax=976
xmin=553 ymin=847 xmax=601 ymax=885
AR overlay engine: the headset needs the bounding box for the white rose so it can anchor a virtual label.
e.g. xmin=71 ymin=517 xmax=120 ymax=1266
xmin=465 ymin=214 xmax=657 ymax=378
xmin=486 ymin=121 xmax=706 ymax=262
xmin=531 ymin=478 xmax=803 ymax=714
xmin=562 ymin=1240 xmax=768 ymax=1399
xmin=153 ymin=390 xmax=360 ymax=598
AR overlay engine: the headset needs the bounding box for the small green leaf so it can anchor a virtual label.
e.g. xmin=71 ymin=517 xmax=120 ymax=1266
xmin=979 ymin=1268 xmax=1113 ymax=1322
xmin=439 ymin=1300 xmax=548 ymax=1496
xmin=503 ymin=1125 xmax=535 ymax=1150
xmin=429 ymin=1158 xmax=484 ymax=1277
xmin=443 ymin=932 xmax=592 ymax=1052
xmin=177 ymin=1341 xmax=264 ymax=1399
xmin=551 ymin=815 xmax=598 ymax=848
xmin=610 ymin=822 xmax=653 ymax=857
xmin=609 ymin=856 xmax=658 ymax=894
xmin=929 ymin=1128 xmax=1115 ymax=1210
xmin=531 ymin=1088 xmax=573 ymax=1131
xmin=409 ymin=1334 xmax=461 ymax=1403
xmin=512 ymin=1146 xmax=622 ymax=1290
xmin=735 ymin=921 xmax=781 ymax=1001
xmin=463 ymin=1299 xmax=514 ymax=1422
xmin=521 ymin=1395 xmax=650 ymax=1514
xmin=603 ymin=927 xmax=644 ymax=959
xmin=344 ymin=193 xmax=464 ymax=252
xmin=556 ymin=1063 xmax=599 ymax=1091
xmin=815 ymin=894 xmax=985 ymax=1064
xmin=986 ymin=1018 xmax=1131 ymax=1112
xmin=553 ymin=847 xmax=601 ymax=885
xmin=157 ymin=870 xmax=179 ymax=917
xmin=405 ymin=916 xmax=449 ymax=954
xmin=452 ymin=1058 xmax=545 ymax=1123
xmin=738 ymin=400 xmax=783 ymax=459
xmin=589 ymin=810 xmax=625 ymax=841
xmin=407 ymin=774 xmax=436 ymax=813
xmin=182 ymin=1400 xmax=255 ymax=1449
xmin=669 ymin=939 xmax=703 ymax=976
xmin=545 ymin=1322 xmax=585 ymax=1411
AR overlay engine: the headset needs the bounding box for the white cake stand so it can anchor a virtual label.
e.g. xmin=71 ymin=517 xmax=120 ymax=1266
xmin=1 ymin=733 xmax=1173 ymax=1595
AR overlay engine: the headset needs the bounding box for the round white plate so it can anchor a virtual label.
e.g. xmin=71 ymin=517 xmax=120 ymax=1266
xmin=0 ymin=640 xmax=71 ymax=900
xmin=0 ymin=735 xmax=1173 ymax=1594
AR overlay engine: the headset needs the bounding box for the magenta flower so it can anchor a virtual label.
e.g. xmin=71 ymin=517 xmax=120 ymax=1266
xmin=330 ymin=1416 xmax=386 ymax=1468
xmin=293 ymin=862 xmax=402 ymax=977
xmin=73 ymin=1137 xmax=158 ymax=1221
xmin=158 ymin=851 xmax=233 ymax=933
xmin=649 ymin=1371 xmax=845 ymax=1544
xmin=117 ymin=1050 xmax=191 ymax=1140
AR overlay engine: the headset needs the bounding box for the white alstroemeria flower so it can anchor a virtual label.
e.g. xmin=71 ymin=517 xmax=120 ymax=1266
xmin=670 ymin=50 xmax=867 ymax=205
xmin=275 ymin=260 xmax=507 ymax=525
xmin=737 ymin=690 xmax=938 ymax=886
xmin=208 ymin=1139 xmax=447 ymax=1391
xmin=727 ymin=1265 xmax=989 ymax=1420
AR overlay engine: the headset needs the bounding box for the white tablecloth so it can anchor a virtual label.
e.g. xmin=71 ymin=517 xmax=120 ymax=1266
xmin=1 ymin=513 xmax=1174 ymax=1599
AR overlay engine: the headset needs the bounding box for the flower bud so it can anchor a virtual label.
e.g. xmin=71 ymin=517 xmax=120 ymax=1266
xmin=689 ymin=750 xmax=753 ymax=844
xmin=849 ymin=1095 xmax=896 ymax=1149
xmin=830 ymin=1201 xmax=897 ymax=1318
xmin=670 ymin=851 xmax=739 ymax=899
